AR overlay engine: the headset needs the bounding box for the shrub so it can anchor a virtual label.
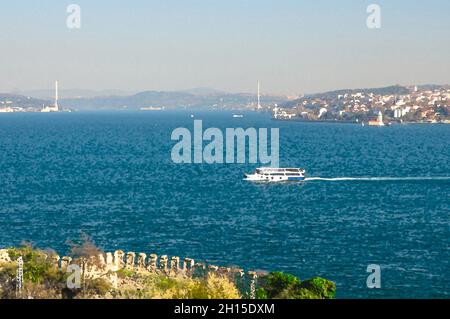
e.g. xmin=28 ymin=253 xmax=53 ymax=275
xmin=1 ymin=245 xmax=66 ymax=298
xmin=299 ymin=277 xmax=336 ymax=299
xmin=257 ymin=272 xmax=336 ymax=299
xmin=116 ymin=272 xmax=240 ymax=299
xmin=0 ymin=262 xmax=17 ymax=298
xmin=117 ymin=268 xmax=137 ymax=279
xmin=68 ymin=234 xmax=105 ymax=270
xmin=7 ymin=245 xmax=63 ymax=285
xmin=85 ymin=278 xmax=112 ymax=296
xmin=199 ymin=273 xmax=241 ymax=299
xmin=259 ymin=271 xmax=301 ymax=299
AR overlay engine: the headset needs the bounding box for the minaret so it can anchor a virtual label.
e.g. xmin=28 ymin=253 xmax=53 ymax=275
xmin=55 ymin=80 xmax=59 ymax=111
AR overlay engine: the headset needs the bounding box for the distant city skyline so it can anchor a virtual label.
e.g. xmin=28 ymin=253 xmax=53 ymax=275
xmin=1 ymin=0 xmax=449 ymax=95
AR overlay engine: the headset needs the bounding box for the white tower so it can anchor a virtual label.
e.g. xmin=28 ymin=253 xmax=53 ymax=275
xmin=257 ymin=81 xmax=262 ymax=110
xmin=378 ymin=111 xmax=385 ymax=126
xmin=55 ymin=80 xmax=59 ymax=111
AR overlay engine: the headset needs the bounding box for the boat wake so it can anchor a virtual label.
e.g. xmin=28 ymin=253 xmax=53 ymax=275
xmin=305 ymin=176 xmax=450 ymax=182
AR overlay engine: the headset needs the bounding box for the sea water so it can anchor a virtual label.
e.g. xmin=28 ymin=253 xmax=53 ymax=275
xmin=0 ymin=111 xmax=448 ymax=298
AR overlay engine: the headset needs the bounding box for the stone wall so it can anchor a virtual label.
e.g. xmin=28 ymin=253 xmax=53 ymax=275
xmin=0 ymin=248 xmax=260 ymax=297
xmin=0 ymin=248 xmax=258 ymax=281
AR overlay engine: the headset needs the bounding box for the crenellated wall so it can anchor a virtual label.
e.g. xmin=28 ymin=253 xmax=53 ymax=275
xmin=0 ymin=248 xmax=258 ymax=280
xmin=0 ymin=248 xmax=260 ymax=297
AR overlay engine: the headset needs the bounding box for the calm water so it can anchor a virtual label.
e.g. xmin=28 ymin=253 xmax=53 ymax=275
xmin=0 ymin=111 xmax=449 ymax=298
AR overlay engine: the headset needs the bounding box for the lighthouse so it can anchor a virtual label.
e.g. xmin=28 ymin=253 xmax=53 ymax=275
xmin=377 ymin=111 xmax=384 ymax=125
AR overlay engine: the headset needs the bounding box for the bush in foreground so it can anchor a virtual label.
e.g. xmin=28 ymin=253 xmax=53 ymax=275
xmin=257 ymin=272 xmax=336 ymax=299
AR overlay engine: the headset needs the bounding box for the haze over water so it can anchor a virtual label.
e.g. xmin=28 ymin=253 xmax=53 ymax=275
xmin=0 ymin=111 xmax=449 ymax=298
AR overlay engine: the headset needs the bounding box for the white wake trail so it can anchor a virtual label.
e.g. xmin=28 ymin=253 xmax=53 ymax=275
xmin=305 ymin=176 xmax=450 ymax=182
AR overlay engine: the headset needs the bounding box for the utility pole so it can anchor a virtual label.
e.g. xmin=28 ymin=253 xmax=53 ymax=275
xmin=16 ymin=257 xmax=23 ymax=298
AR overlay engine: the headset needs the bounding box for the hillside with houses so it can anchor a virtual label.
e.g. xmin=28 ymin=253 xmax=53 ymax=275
xmin=274 ymin=85 xmax=450 ymax=124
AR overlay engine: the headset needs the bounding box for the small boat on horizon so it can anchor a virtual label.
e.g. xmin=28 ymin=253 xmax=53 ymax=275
xmin=244 ymin=167 xmax=306 ymax=182
xmin=233 ymin=114 xmax=244 ymax=118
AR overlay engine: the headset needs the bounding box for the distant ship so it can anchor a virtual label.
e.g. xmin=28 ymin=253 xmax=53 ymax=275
xmin=244 ymin=167 xmax=306 ymax=182
xmin=233 ymin=114 xmax=244 ymax=118
xmin=140 ymin=106 xmax=165 ymax=111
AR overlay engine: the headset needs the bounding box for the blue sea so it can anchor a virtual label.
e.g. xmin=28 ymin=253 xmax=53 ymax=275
xmin=0 ymin=111 xmax=449 ymax=298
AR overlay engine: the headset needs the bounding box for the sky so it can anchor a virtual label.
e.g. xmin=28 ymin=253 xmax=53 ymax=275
xmin=0 ymin=0 xmax=449 ymax=95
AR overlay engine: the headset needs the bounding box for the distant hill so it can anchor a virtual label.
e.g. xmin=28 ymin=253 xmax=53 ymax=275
xmin=15 ymin=89 xmax=135 ymax=100
xmin=181 ymin=87 xmax=226 ymax=96
xmin=8 ymin=84 xmax=438 ymax=111
xmin=310 ymin=85 xmax=410 ymax=98
xmin=416 ymin=84 xmax=450 ymax=91
xmin=283 ymin=85 xmax=411 ymax=108
xmin=61 ymin=90 xmax=286 ymax=111
xmin=0 ymin=89 xmax=286 ymax=111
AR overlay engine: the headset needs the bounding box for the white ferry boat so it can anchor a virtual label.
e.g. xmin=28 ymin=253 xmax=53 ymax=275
xmin=244 ymin=167 xmax=306 ymax=182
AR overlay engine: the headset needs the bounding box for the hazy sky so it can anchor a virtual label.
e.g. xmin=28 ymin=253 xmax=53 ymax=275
xmin=1 ymin=0 xmax=449 ymax=95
